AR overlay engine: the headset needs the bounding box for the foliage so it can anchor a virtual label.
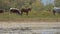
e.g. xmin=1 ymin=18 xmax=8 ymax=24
xmin=44 ymin=3 xmax=54 ymax=11
xmin=0 ymin=0 xmax=36 ymax=9
xmin=0 ymin=0 xmax=60 ymax=20
xmin=0 ymin=0 xmax=54 ymax=11
xmin=54 ymin=0 xmax=60 ymax=7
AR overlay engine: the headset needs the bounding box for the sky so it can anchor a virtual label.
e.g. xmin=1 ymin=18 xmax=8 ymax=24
xmin=41 ymin=0 xmax=54 ymax=5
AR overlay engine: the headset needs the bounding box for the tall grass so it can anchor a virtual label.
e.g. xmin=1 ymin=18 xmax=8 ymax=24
xmin=0 ymin=11 xmax=60 ymax=20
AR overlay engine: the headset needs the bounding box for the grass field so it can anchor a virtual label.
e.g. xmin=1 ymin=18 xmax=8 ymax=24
xmin=0 ymin=10 xmax=60 ymax=22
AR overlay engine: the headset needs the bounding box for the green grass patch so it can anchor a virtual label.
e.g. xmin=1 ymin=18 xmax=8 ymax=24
xmin=0 ymin=11 xmax=60 ymax=20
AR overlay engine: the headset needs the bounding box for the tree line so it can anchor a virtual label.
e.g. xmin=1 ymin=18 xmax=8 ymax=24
xmin=0 ymin=0 xmax=60 ymax=11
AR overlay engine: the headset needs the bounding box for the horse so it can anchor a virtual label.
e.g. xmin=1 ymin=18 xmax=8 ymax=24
xmin=53 ymin=7 xmax=60 ymax=15
xmin=0 ymin=9 xmax=4 ymax=13
xmin=10 ymin=8 xmax=21 ymax=15
xmin=21 ymin=8 xmax=31 ymax=16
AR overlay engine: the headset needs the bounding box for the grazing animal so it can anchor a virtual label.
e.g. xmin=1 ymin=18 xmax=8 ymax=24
xmin=53 ymin=7 xmax=60 ymax=15
xmin=21 ymin=8 xmax=31 ymax=16
xmin=0 ymin=9 xmax=4 ymax=13
xmin=10 ymin=8 xmax=21 ymax=15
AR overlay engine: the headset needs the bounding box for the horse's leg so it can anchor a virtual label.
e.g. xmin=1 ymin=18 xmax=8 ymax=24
xmin=17 ymin=11 xmax=20 ymax=15
xmin=53 ymin=10 xmax=55 ymax=15
xmin=10 ymin=11 xmax=12 ymax=14
xmin=21 ymin=11 xmax=23 ymax=16
xmin=10 ymin=10 xmax=13 ymax=14
xmin=26 ymin=12 xmax=28 ymax=16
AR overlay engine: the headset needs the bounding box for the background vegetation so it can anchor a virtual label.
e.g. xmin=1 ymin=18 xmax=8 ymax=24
xmin=0 ymin=0 xmax=60 ymax=21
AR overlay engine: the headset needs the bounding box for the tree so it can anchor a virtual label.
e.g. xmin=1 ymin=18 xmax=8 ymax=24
xmin=0 ymin=0 xmax=43 ymax=11
xmin=44 ymin=0 xmax=54 ymax=11
xmin=54 ymin=0 xmax=60 ymax=7
xmin=0 ymin=0 xmax=35 ymax=10
xmin=32 ymin=0 xmax=44 ymax=11
xmin=45 ymin=3 xmax=54 ymax=11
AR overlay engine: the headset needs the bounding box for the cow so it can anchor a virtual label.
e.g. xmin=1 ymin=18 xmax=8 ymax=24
xmin=53 ymin=7 xmax=60 ymax=15
xmin=10 ymin=8 xmax=21 ymax=15
xmin=21 ymin=8 xmax=31 ymax=16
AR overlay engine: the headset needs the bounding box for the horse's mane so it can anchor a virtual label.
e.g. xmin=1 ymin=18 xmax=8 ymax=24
xmin=10 ymin=8 xmax=19 ymax=10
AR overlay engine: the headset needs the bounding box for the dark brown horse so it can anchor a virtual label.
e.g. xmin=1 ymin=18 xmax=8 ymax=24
xmin=21 ymin=8 xmax=31 ymax=16
xmin=0 ymin=9 xmax=4 ymax=13
xmin=10 ymin=8 xmax=21 ymax=15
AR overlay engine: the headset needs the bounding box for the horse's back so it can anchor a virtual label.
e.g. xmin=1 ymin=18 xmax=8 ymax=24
xmin=53 ymin=7 xmax=60 ymax=13
xmin=10 ymin=8 xmax=19 ymax=12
